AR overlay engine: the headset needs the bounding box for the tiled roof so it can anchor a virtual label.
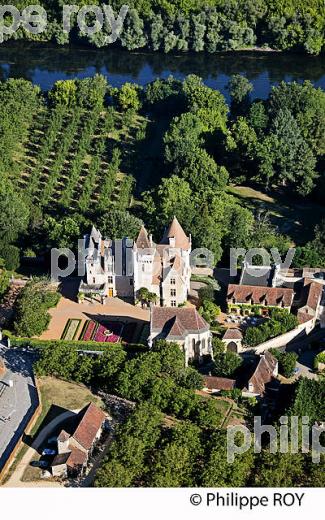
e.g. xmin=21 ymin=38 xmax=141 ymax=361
xmin=248 ymin=351 xmax=278 ymax=395
xmin=203 ymin=376 xmax=236 ymax=391
xmin=160 ymin=217 xmax=190 ymax=250
xmin=297 ymin=279 xmax=322 ymax=324
xmin=227 ymin=284 xmax=294 ymax=307
xmin=166 ymin=316 xmax=187 ymax=339
xmin=57 ymin=430 xmax=70 ymax=442
xmin=223 ymin=328 xmax=243 ymax=340
xmin=136 ymin=225 xmax=152 ymax=249
xmin=0 ymin=357 xmax=6 ymax=377
xmin=72 ymin=403 xmax=105 ymax=451
xmin=305 ymin=280 xmax=322 ymax=311
xmin=151 ymin=307 xmax=209 ymax=339
xmin=66 ymin=447 xmax=87 ymax=469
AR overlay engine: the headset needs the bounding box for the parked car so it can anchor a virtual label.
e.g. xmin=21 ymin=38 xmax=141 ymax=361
xmin=42 ymin=448 xmax=56 ymax=456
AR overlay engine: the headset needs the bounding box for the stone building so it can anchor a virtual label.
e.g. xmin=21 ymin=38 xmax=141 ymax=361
xmin=51 ymin=402 xmax=106 ymax=478
xmin=79 ymin=217 xmax=192 ymax=307
xmin=148 ymin=306 xmax=212 ymax=366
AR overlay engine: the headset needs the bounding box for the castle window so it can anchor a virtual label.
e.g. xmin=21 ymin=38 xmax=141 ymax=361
xmin=130 ymin=279 xmax=133 ymax=286
xmin=170 ymin=289 xmax=176 ymax=297
xmin=171 ymin=300 xmax=176 ymax=307
xmin=107 ymin=276 xmax=113 ymax=284
xmin=170 ymin=278 xmax=176 ymax=285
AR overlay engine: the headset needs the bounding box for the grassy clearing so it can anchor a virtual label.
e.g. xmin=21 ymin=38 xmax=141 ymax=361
xmin=227 ymin=185 xmax=325 ymax=245
xmin=37 ymin=376 xmax=103 ymax=422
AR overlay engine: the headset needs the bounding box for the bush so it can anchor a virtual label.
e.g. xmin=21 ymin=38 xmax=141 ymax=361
xmin=213 ymin=351 xmax=242 ymax=377
xmin=0 ymin=245 xmax=20 ymax=271
xmin=13 ymin=280 xmax=61 ymax=337
xmin=270 ymin=349 xmax=298 ymax=378
xmin=244 ymin=309 xmax=299 ymax=347
xmin=314 ymin=352 xmax=325 ymax=371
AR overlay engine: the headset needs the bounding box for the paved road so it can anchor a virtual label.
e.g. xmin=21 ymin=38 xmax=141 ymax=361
xmin=4 ymin=409 xmax=78 ymax=488
xmin=0 ymin=344 xmax=39 ymax=474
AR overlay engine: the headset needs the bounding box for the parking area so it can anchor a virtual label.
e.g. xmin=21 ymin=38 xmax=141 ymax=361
xmin=0 ymin=345 xmax=39 ymax=474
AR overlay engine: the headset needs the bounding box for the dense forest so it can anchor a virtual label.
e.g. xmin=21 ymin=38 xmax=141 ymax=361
xmin=0 ymin=72 xmax=324 ymax=280
xmin=2 ymin=0 xmax=325 ymax=55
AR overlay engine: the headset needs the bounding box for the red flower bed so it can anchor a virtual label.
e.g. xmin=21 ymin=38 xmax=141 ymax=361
xmin=81 ymin=320 xmax=97 ymax=341
xmin=93 ymin=324 xmax=108 ymax=343
xmin=92 ymin=322 xmax=123 ymax=343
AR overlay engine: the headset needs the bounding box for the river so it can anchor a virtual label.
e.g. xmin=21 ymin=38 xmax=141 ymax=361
xmin=0 ymin=43 xmax=324 ymax=100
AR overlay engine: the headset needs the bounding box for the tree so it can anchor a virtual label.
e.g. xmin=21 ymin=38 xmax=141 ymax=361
xmin=0 ymin=245 xmax=20 ymax=271
xmin=257 ymin=108 xmax=317 ymax=194
xmin=213 ymin=351 xmax=242 ymax=377
xmin=115 ymin=82 xmax=142 ymax=111
xmin=49 ymin=79 xmax=77 ymax=108
xmin=97 ymin=210 xmax=143 ymax=240
xmin=201 ymin=430 xmax=254 ymax=486
xmin=0 ymin=178 xmax=29 ymax=244
xmin=199 ymin=299 xmax=221 ymax=325
xmin=92 ymin=346 xmax=127 ymax=389
xmin=227 ymin=74 xmax=253 ymax=114
xmin=14 ymin=280 xmax=60 ymax=337
xmin=178 ymin=147 xmax=229 ymax=194
xmin=44 ymin=215 xmax=81 ymax=249
xmin=164 ymin=112 xmax=205 ymax=167
xmin=120 ymin=8 xmax=147 ymax=50
xmin=270 ymin=349 xmax=298 ymax=378
xmin=269 ymin=81 xmax=325 ymax=155
xmin=254 ymin=451 xmax=305 ymax=487
xmin=35 ymin=342 xmax=78 ymax=380
xmin=212 ymin=337 xmax=226 ymax=358
xmin=182 ymin=74 xmax=228 ymax=132
xmin=0 ymin=264 xmax=10 ymax=299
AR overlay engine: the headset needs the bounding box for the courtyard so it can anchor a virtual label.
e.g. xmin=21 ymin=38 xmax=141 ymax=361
xmin=40 ymin=279 xmax=150 ymax=344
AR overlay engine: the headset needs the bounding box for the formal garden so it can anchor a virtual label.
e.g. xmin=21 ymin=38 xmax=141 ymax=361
xmin=61 ymin=319 xmax=125 ymax=344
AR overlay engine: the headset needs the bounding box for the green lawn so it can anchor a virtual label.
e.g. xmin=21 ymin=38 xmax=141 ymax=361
xmin=227 ymin=185 xmax=325 ymax=245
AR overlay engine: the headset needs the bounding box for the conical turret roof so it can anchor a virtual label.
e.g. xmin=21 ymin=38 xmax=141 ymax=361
xmin=160 ymin=216 xmax=190 ymax=249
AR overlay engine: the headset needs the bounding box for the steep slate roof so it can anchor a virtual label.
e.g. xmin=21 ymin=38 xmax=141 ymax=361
xmin=203 ymin=376 xmax=236 ymax=391
xmin=51 ymin=452 xmax=70 ymax=467
xmin=160 ymin=217 xmax=191 ymax=250
xmin=71 ymin=403 xmax=106 ymax=451
xmin=223 ymin=328 xmax=243 ymax=340
xmin=227 ymin=284 xmax=294 ymax=307
xmin=151 ymin=307 xmax=209 ymax=340
xmin=241 ymin=265 xmax=274 ymax=287
xmin=248 ymin=351 xmax=278 ymax=395
xmin=136 ymin=225 xmax=152 ymax=249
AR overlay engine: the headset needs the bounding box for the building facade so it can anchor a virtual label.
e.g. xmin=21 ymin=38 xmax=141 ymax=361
xmin=149 ymin=306 xmax=212 ymax=366
xmin=79 ymin=217 xmax=192 ymax=307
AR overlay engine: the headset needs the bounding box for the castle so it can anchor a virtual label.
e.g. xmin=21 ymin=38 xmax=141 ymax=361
xmin=79 ymin=217 xmax=192 ymax=307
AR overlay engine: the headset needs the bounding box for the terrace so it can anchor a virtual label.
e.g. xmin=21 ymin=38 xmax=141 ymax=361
xmin=39 ymin=278 xmax=149 ymax=345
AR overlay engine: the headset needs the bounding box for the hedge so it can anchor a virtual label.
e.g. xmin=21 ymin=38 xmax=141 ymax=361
xmin=3 ymin=331 xmax=148 ymax=354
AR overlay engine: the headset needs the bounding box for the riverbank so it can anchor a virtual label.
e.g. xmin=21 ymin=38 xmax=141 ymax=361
xmin=1 ymin=42 xmax=324 ymax=95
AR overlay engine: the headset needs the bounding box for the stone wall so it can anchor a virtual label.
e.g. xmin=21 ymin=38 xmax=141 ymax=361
xmin=254 ymin=318 xmax=316 ymax=354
